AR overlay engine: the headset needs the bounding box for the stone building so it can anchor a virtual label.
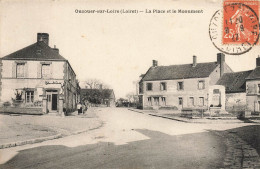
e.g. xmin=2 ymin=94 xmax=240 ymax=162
xmin=138 ymin=53 xmax=233 ymax=110
xmin=216 ymin=57 xmax=260 ymax=115
xmin=0 ymin=33 xmax=80 ymax=115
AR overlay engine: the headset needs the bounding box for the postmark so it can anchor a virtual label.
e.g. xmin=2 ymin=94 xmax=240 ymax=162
xmin=209 ymin=0 xmax=259 ymax=55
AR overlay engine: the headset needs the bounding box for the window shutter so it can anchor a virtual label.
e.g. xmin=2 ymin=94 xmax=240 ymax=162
xmin=254 ymin=84 xmax=257 ymax=94
xmin=37 ymin=63 xmax=41 ymax=78
xmin=50 ymin=63 xmax=53 ymax=78
xmin=25 ymin=63 xmax=29 ymax=78
xmin=12 ymin=62 xmax=16 ymax=78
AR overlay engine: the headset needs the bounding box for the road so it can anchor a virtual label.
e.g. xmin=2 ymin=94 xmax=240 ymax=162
xmin=0 ymin=108 xmax=253 ymax=169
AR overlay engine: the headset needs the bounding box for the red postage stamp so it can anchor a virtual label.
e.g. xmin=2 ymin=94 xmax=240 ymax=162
xmin=222 ymin=0 xmax=259 ymax=45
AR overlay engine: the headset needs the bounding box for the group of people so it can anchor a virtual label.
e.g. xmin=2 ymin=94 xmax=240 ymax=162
xmin=77 ymin=102 xmax=87 ymax=115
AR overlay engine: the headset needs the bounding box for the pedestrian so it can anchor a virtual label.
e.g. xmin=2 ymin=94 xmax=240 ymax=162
xmin=77 ymin=102 xmax=82 ymax=115
xmin=82 ymin=103 xmax=85 ymax=114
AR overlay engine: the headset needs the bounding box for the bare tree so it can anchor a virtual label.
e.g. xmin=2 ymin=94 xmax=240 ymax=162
xmin=81 ymin=78 xmax=110 ymax=89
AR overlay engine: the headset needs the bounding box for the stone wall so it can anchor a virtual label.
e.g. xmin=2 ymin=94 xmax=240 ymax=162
xmin=225 ymin=92 xmax=247 ymax=112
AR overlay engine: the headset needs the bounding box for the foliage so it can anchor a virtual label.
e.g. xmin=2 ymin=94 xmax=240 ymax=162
xmin=14 ymin=90 xmax=23 ymax=101
xmin=82 ymin=89 xmax=113 ymax=105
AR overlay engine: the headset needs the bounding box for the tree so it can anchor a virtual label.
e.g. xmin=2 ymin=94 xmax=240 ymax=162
xmin=80 ymin=78 xmax=110 ymax=89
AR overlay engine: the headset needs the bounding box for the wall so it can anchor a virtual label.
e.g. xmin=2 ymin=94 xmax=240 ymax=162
xmin=246 ymin=80 xmax=260 ymax=112
xmin=0 ymin=60 xmax=65 ymax=108
xmin=142 ymin=78 xmax=209 ymax=109
xmin=2 ymin=60 xmax=64 ymax=79
xmin=225 ymin=92 xmax=247 ymax=112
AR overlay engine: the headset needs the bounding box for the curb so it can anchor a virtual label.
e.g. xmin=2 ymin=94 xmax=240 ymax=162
xmin=148 ymin=114 xmax=189 ymax=123
xmin=0 ymin=121 xmax=104 ymax=149
xmin=128 ymin=108 xmax=144 ymax=114
xmin=149 ymin=114 xmax=244 ymax=123
xmin=128 ymin=108 xmax=244 ymax=124
xmin=0 ymin=134 xmax=62 ymax=149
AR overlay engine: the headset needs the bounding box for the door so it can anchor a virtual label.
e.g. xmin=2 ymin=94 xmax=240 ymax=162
xmin=52 ymin=94 xmax=58 ymax=110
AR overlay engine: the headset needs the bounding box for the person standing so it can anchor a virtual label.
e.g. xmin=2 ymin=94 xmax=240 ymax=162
xmin=77 ymin=102 xmax=82 ymax=115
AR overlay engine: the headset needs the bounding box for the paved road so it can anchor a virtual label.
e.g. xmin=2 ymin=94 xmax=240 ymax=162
xmin=0 ymin=108 xmax=253 ymax=169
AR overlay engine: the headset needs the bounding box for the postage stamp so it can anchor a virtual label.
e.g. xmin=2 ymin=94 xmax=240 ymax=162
xmin=209 ymin=0 xmax=260 ymax=55
xmin=223 ymin=0 xmax=259 ymax=45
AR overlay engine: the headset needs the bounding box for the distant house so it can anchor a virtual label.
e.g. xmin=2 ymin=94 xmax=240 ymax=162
xmin=138 ymin=53 xmax=233 ymax=110
xmin=81 ymin=88 xmax=115 ymax=107
xmin=0 ymin=33 xmax=80 ymax=114
xmin=216 ymin=57 xmax=260 ymax=115
xmin=216 ymin=70 xmax=252 ymax=113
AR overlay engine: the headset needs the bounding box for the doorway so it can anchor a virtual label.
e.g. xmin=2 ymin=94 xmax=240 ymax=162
xmin=46 ymin=90 xmax=58 ymax=112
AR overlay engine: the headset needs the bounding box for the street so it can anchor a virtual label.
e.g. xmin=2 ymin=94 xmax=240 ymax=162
xmin=0 ymin=108 xmax=257 ymax=169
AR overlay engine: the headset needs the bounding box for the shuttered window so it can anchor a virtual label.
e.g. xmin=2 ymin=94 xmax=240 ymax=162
xmin=42 ymin=64 xmax=51 ymax=78
xmin=16 ymin=63 xmax=25 ymax=78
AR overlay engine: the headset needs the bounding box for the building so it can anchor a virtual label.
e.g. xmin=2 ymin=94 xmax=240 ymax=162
xmin=138 ymin=53 xmax=233 ymax=110
xmin=216 ymin=57 xmax=260 ymax=115
xmin=0 ymin=33 xmax=80 ymax=115
xmin=216 ymin=70 xmax=252 ymax=113
xmin=81 ymin=88 xmax=115 ymax=107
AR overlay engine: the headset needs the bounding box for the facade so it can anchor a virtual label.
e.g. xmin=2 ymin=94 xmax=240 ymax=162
xmin=138 ymin=53 xmax=233 ymax=110
xmin=0 ymin=33 xmax=80 ymax=114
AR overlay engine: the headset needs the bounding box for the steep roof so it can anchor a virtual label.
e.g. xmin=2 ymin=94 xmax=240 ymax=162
xmin=2 ymin=41 xmax=66 ymax=61
xmin=141 ymin=62 xmax=218 ymax=81
xmin=216 ymin=70 xmax=253 ymax=93
xmin=246 ymin=67 xmax=260 ymax=80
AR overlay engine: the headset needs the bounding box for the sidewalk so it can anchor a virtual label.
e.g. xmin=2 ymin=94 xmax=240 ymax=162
xmin=0 ymin=107 xmax=103 ymax=149
xmin=128 ymin=108 xmax=244 ymax=123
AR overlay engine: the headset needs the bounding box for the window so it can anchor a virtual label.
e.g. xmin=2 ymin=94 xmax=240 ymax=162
xmin=161 ymin=97 xmax=166 ymax=106
xmin=16 ymin=63 xmax=25 ymax=78
xmin=258 ymin=84 xmax=260 ymax=93
xmin=147 ymin=97 xmax=152 ymax=106
xmin=154 ymin=97 xmax=159 ymax=106
xmin=42 ymin=64 xmax=51 ymax=78
xmin=199 ymin=97 xmax=204 ymax=106
xmin=147 ymin=83 xmax=153 ymax=91
xmin=189 ymin=97 xmax=194 ymax=107
xmin=178 ymin=97 xmax=183 ymax=105
xmin=213 ymin=89 xmax=220 ymax=94
xmin=198 ymin=80 xmax=205 ymax=90
xmin=177 ymin=82 xmax=184 ymax=90
xmin=160 ymin=82 xmax=167 ymax=91
xmin=139 ymin=83 xmax=143 ymax=94
xmin=25 ymin=91 xmax=34 ymax=103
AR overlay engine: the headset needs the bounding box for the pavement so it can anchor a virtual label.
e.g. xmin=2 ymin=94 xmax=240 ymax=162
xmin=0 ymin=107 xmax=103 ymax=149
xmin=0 ymin=107 xmax=259 ymax=169
xmin=128 ymin=108 xmax=244 ymax=123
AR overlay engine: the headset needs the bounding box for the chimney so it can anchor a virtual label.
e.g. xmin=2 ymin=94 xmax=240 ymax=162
xmin=53 ymin=45 xmax=59 ymax=54
xmin=37 ymin=33 xmax=49 ymax=45
xmin=192 ymin=55 xmax=197 ymax=67
xmin=152 ymin=60 xmax=158 ymax=67
xmin=217 ymin=53 xmax=225 ymax=76
xmin=256 ymin=56 xmax=260 ymax=67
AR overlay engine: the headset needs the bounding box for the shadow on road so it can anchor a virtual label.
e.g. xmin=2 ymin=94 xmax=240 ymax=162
xmin=0 ymin=129 xmax=225 ymax=169
xmin=224 ymin=125 xmax=260 ymax=154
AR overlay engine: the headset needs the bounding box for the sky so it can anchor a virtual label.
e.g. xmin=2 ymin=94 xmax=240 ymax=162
xmin=0 ymin=0 xmax=259 ymax=98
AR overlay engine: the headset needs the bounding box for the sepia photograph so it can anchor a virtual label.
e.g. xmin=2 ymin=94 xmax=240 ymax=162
xmin=0 ymin=0 xmax=260 ymax=168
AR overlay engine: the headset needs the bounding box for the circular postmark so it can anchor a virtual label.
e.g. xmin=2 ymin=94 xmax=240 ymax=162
xmin=209 ymin=3 xmax=259 ymax=55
